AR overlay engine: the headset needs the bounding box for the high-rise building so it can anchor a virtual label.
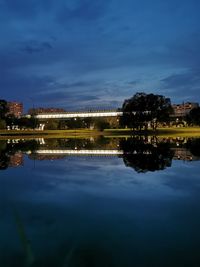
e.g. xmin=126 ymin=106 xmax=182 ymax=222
xmin=7 ymin=102 xmax=23 ymax=117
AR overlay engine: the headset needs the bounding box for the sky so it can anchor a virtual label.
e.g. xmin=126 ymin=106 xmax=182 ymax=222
xmin=0 ymin=0 xmax=200 ymax=111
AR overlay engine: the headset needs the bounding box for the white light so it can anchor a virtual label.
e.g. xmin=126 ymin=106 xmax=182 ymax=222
xmin=35 ymin=149 xmax=124 ymax=155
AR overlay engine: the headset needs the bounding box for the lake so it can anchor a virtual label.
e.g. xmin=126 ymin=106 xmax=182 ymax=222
xmin=1 ymin=136 xmax=200 ymax=267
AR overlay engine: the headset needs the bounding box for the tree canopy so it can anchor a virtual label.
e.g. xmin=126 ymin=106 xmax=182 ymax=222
xmin=120 ymin=92 xmax=173 ymax=130
xmin=186 ymin=107 xmax=200 ymax=126
xmin=0 ymin=99 xmax=8 ymax=119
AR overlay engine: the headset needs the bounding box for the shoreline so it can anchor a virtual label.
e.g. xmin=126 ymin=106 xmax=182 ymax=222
xmin=1 ymin=127 xmax=200 ymax=139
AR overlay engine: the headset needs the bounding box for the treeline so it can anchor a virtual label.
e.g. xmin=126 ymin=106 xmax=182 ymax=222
xmin=44 ymin=117 xmax=118 ymax=130
xmin=0 ymin=99 xmax=37 ymax=129
xmin=120 ymin=92 xmax=200 ymax=130
xmin=1 ymin=92 xmax=200 ymax=130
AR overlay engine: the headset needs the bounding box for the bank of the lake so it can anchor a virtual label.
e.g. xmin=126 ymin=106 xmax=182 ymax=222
xmin=105 ymin=127 xmax=200 ymax=137
xmin=1 ymin=127 xmax=200 ymax=139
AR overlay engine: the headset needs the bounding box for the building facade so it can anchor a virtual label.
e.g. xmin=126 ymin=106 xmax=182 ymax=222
xmin=172 ymin=102 xmax=199 ymax=117
xmin=7 ymin=102 xmax=23 ymax=117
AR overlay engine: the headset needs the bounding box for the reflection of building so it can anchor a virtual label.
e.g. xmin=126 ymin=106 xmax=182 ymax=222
xmin=28 ymin=107 xmax=66 ymax=114
xmin=173 ymin=148 xmax=200 ymax=161
xmin=9 ymin=152 xmax=23 ymax=167
xmin=29 ymin=154 xmax=66 ymax=160
xmin=172 ymin=102 xmax=199 ymax=117
xmin=7 ymin=102 xmax=23 ymax=117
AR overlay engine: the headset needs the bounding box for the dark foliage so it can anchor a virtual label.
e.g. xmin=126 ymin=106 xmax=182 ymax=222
xmin=186 ymin=107 xmax=200 ymax=126
xmin=0 ymin=99 xmax=9 ymax=119
xmin=120 ymin=137 xmax=174 ymax=172
xmin=186 ymin=138 xmax=200 ymax=157
xmin=120 ymin=92 xmax=173 ymax=130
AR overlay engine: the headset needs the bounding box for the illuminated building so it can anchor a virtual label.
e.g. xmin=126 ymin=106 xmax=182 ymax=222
xmin=172 ymin=102 xmax=199 ymax=117
xmin=7 ymin=102 xmax=23 ymax=117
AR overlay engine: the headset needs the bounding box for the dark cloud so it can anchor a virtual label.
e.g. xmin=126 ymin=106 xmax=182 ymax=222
xmin=160 ymin=69 xmax=200 ymax=101
xmin=57 ymin=0 xmax=109 ymax=23
xmin=20 ymin=41 xmax=53 ymax=54
xmin=127 ymin=80 xmax=140 ymax=86
xmin=161 ymin=69 xmax=200 ymax=90
xmin=33 ymin=91 xmax=99 ymax=105
xmin=163 ymin=34 xmax=200 ymax=69
xmin=161 ymin=69 xmax=200 ymax=96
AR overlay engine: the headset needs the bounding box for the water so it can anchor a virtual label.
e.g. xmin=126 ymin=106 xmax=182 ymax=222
xmin=1 ymin=136 xmax=200 ymax=267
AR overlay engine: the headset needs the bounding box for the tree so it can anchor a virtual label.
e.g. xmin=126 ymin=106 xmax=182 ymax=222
xmin=44 ymin=119 xmax=59 ymax=130
xmin=120 ymin=92 xmax=173 ymax=130
xmin=0 ymin=99 xmax=8 ymax=119
xmin=0 ymin=119 xmax=6 ymax=129
xmin=186 ymin=107 xmax=200 ymax=126
xmin=93 ymin=118 xmax=110 ymax=131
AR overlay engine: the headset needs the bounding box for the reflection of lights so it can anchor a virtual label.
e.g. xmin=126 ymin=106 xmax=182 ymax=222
xmin=35 ymin=149 xmax=124 ymax=155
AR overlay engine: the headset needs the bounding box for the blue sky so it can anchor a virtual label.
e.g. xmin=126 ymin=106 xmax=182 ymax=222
xmin=0 ymin=0 xmax=200 ymax=111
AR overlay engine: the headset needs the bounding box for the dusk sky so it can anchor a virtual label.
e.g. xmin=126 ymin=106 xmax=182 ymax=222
xmin=1 ymin=0 xmax=200 ymax=111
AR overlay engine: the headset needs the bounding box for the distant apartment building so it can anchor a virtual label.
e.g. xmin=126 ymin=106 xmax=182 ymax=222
xmin=7 ymin=101 xmax=23 ymax=117
xmin=172 ymin=102 xmax=199 ymax=117
xmin=28 ymin=107 xmax=66 ymax=114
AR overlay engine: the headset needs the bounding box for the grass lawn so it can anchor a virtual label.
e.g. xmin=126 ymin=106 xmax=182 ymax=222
xmin=1 ymin=127 xmax=200 ymax=139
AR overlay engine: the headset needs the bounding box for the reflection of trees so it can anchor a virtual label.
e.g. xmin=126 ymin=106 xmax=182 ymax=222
xmin=7 ymin=139 xmax=39 ymax=153
xmin=0 ymin=151 xmax=10 ymax=170
xmin=1 ymin=137 xmax=200 ymax=172
xmin=120 ymin=137 xmax=174 ymax=173
xmin=0 ymin=140 xmax=39 ymax=170
xmin=186 ymin=138 xmax=200 ymax=157
xmin=56 ymin=137 xmax=112 ymax=150
xmin=0 ymin=140 xmax=9 ymax=170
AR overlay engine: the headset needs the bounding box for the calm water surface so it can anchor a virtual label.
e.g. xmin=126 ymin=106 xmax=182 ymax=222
xmin=1 ymin=136 xmax=200 ymax=267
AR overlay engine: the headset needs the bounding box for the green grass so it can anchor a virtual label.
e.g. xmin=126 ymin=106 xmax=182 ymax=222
xmin=1 ymin=127 xmax=200 ymax=139
xmin=155 ymin=127 xmax=200 ymax=137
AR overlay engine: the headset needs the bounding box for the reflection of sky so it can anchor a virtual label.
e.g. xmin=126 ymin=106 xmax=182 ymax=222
xmin=1 ymin=0 xmax=200 ymax=110
xmin=2 ymin=156 xmax=200 ymax=203
xmin=1 ymin=157 xmax=200 ymax=266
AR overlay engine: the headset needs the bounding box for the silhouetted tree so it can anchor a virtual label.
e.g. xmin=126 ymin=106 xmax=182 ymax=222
xmin=186 ymin=107 xmax=200 ymax=126
xmin=120 ymin=92 xmax=173 ymax=130
xmin=94 ymin=118 xmax=110 ymax=131
xmin=0 ymin=99 xmax=8 ymax=119
xmin=0 ymin=119 xmax=6 ymax=129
